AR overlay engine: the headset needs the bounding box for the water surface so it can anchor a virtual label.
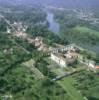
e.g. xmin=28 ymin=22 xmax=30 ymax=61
xmin=46 ymin=11 xmax=60 ymax=34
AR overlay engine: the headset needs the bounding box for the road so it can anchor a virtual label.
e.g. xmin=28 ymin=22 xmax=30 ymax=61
xmin=0 ymin=14 xmax=17 ymax=32
xmin=52 ymin=68 xmax=84 ymax=81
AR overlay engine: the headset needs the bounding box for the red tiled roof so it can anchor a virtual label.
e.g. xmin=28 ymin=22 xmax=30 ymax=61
xmin=96 ymin=66 xmax=99 ymax=68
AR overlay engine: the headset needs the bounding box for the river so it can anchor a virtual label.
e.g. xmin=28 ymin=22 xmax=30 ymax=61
xmin=46 ymin=11 xmax=60 ymax=34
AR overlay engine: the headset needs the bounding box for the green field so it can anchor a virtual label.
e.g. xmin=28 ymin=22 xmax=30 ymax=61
xmin=57 ymin=77 xmax=84 ymax=100
xmin=72 ymin=70 xmax=99 ymax=100
xmin=22 ymin=59 xmax=44 ymax=79
xmin=74 ymin=26 xmax=99 ymax=36
xmin=48 ymin=58 xmax=86 ymax=100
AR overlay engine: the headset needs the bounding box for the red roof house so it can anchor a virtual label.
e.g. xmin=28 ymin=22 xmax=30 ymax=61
xmin=96 ymin=66 xmax=99 ymax=69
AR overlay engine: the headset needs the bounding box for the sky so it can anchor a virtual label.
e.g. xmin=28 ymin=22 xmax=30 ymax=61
xmin=0 ymin=0 xmax=99 ymax=8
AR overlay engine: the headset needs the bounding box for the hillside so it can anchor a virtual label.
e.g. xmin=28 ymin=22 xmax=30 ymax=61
xmin=0 ymin=1 xmax=99 ymax=100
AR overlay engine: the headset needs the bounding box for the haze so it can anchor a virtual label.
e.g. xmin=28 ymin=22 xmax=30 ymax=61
xmin=0 ymin=0 xmax=99 ymax=9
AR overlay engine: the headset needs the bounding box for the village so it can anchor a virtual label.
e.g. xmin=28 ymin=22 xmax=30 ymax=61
xmin=1 ymin=11 xmax=99 ymax=100
xmin=1 ymin=15 xmax=98 ymax=77
xmin=1 ymin=13 xmax=98 ymax=73
xmin=7 ymin=23 xmax=99 ymax=100
xmin=33 ymin=36 xmax=99 ymax=69
xmin=1 ymin=1 xmax=99 ymax=99
xmin=3 ymin=19 xmax=99 ymax=72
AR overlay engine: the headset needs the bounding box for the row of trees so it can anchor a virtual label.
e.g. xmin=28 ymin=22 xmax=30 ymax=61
xmin=0 ymin=20 xmax=7 ymax=32
xmin=32 ymin=51 xmax=56 ymax=78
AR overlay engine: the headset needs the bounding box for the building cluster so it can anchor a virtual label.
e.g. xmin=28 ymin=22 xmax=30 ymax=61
xmin=34 ymin=37 xmax=49 ymax=51
xmin=12 ymin=22 xmax=27 ymax=32
xmin=76 ymin=10 xmax=99 ymax=25
xmin=6 ymin=21 xmax=28 ymax=38
xmin=50 ymin=44 xmax=98 ymax=69
xmin=51 ymin=44 xmax=81 ymax=67
xmin=3 ymin=48 xmax=13 ymax=54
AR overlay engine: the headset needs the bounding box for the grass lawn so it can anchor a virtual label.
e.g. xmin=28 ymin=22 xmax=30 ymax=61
xmin=86 ymin=86 xmax=99 ymax=99
xmin=57 ymin=77 xmax=85 ymax=100
xmin=74 ymin=26 xmax=99 ymax=36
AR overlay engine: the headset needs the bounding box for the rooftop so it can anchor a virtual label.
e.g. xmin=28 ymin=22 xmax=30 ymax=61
xmin=96 ymin=66 xmax=99 ymax=69
xmin=53 ymin=52 xmax=76 ymax=63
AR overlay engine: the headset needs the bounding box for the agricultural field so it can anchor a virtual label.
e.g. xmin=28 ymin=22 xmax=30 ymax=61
xmin=74 ymin=26 xmax=99 ymax=36
xmin=46 ymin=55 xmax=99 ymax=100
xmin=72 ymin=70 xmax=99 ymax=100
xmin=57 ymin=77 xmax=84 ymax=100
xmin=22 ymin=59 xmax=44 ymax=79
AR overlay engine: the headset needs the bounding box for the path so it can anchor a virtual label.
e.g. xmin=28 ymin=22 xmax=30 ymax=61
xmin=0 ymin=14 xmax=17 ymax=32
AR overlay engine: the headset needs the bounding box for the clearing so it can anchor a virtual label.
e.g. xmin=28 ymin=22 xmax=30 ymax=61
xmin=74 ymin=26 xmax=99 ymax=36
xmin=22 ymin=59 xmax=44 ymax=79
xmin=57 ymin=76 xmax=85 ymax=100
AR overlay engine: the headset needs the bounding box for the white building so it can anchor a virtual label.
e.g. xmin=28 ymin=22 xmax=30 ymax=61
xmin=51 ymin=53 xmax=75 ymax=68
xmin=51 ymin=53 xmax=67 ymax=67
xmin=85 ymin=60 xmax=96 ymax=69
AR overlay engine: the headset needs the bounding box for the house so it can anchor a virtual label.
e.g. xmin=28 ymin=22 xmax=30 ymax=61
xmin=82 ymin=59 xmax=96 ymax=69
xmin=34 ymin=37 xmax=43 ymax=47
xmin=95 ymin=66 xmax=99 ymax=69
xmin=50 ymin=43 xmax=97 ymax=70
xmin=88 ymin=60 xmax=96 ymax=68
xmin=7 ymin=27 xmax=11 ymax=34
xmin=64 ymin=51 xmax=80 ymax=59
xmin=51 ymin=53 xmax=75 ymax=67
xmin=3 ymin=48 xmax=13 ymax=54
xmin=51 ymin=53 xmax=66 ymax=67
